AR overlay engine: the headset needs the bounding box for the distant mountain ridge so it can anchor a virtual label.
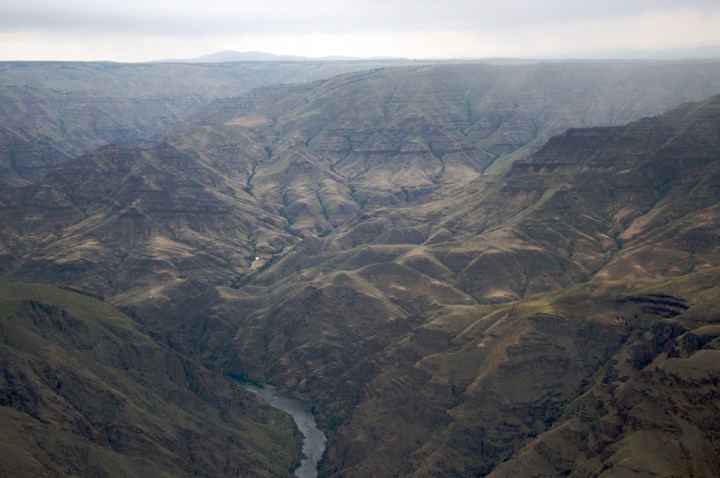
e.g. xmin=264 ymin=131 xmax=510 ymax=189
xmin=166 ymin=50 xmax=398 ymax=63
xmin=0 ymin=60 xmax=411 ymax=184
xmin=575 ymin=44 xmax=720 ymax=60
xmin=4 ymin=62 xmax=720 ymax=303
xmin=176 ymin=45 xmax=720 ymax=63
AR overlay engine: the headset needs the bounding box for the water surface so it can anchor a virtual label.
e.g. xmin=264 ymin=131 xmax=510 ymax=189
xmin=243 ymin=383 xmax=326 ymax=478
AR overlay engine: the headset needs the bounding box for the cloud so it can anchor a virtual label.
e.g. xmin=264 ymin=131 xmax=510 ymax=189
xmin=1 ymin=0 xmax=719 ymax=60
xmin=3 ymin=0 xmax=719 ymax=34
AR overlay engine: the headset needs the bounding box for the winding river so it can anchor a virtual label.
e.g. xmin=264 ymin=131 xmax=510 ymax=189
xmin=243 ymin=383 xmax=326 ymax=478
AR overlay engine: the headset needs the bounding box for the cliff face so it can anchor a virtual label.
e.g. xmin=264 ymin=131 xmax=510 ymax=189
xmin=1 ymin=62 xmax=720 ymax=476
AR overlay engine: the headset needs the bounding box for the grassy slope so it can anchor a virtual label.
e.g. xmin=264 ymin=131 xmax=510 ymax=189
xmin=218 ymin=94 xmax=720 ymax=476
xmin=1 ymin=62 xmax=720 ymax=476
xmin=0 ymin=282 xmax=300 ymax=477
xmin=487 ymin=269 xmax=720 ymax=477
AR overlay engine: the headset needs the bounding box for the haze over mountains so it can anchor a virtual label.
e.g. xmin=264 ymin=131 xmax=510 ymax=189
xmin=170 ymin=51 xmax=374 ymax=63
xmin=170 ymin=46 xmax=720 ymax=64
xmin=0 ymin=60 xmax=414 ymax=186
xmin=1 ymin=58 xmax=719 ymax=477
xmin=577 ymin=44 xmax=720 ymax=61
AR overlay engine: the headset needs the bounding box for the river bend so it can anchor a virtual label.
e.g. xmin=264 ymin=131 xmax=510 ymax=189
xmin=243 ymin=383 xmax=326 ymax=478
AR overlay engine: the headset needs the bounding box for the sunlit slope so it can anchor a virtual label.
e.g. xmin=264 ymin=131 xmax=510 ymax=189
xmin=210 ymin=94 xmax=720 ymax=476
xmin=3 ymin=62 xmax=720 ymax=306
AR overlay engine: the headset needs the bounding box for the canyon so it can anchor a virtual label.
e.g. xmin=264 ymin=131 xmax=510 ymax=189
xmin=1 ymin=59 xmax=719 ymax=476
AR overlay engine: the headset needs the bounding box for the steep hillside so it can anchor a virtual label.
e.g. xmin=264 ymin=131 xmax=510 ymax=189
xmin=0 ymin=60 xmax=401 ymax=182
xmin=0 ymin=121 xmax=66 ymax=185
xmin=0 ymin=141 xmax=296 ymax=304
xmin=212 ymin=94 xmax=720 ymax=476
xmin=1 ymin=62 xmax=719 ymax=477
xmin=186 ymin=61 xmax=720 ymax=232
xmin=488 ymin=273 xmax=720 ymax=477
xmin=3 ymin=62 xmax=720 ymax=305
xmin=307 ymin=270 xmax=720 ymax=477
xmin=0 ymin=282 xmax=300 ymax=477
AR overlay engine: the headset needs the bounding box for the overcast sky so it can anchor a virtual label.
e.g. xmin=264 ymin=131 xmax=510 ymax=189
xmin=2 ymin=0 xmax=720 ymax=61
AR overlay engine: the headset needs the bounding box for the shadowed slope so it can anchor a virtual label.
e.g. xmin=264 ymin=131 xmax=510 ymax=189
xmin=0 ymin=282 xmax=301 ymax=477
xmin=487 ymin=271 xmax=720 ymax=478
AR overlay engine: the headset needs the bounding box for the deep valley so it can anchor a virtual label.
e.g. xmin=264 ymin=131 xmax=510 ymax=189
xmin=1 ymin=59 xmax=719 ymax=477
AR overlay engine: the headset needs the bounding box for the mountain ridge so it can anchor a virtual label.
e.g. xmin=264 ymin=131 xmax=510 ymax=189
xmin=210 ymin=92 xmax=720 ymax=476
xmin=169 ymin=50 xmax=381 ymax=63
xmin=1 ymin=61 xmax=719 ymax=477
xmin=4 ymin=61 xmax=720 ymax=304
xmin=168 ymin=45 xmax=720 ymax=63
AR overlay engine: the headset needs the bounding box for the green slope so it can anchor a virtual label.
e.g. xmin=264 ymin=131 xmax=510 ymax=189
xmin=0 ymin=282 xmax=301 ymax=477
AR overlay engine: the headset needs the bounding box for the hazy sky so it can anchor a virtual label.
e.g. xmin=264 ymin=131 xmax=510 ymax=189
xmin=2 ymin=0 xmax=720 ymax=61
